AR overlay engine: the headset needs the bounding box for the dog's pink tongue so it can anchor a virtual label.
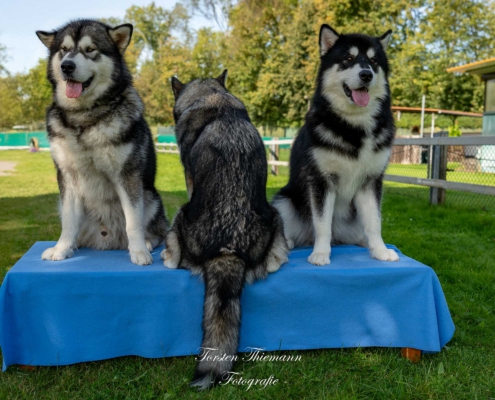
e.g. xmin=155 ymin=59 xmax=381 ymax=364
xmin=351 ymin=89 xmax=370 ymax=107
xmin=66 ymin=81 xmax=83 ymax=98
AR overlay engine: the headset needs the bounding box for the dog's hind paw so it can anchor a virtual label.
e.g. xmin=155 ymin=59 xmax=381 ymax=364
xmin=371 ymin=248 xmax=399 ymax=262
xmin=190 ymin=374 xmax=215 ymax=391
xmin=161 ymin=249 xmax=179 ymax=269
xmin=41 ymin=247 xmax=73 ymax=261
xmin=190 ymin=370 xmax=225 ymax=391
xmin=130 ymin=249 xmax=153 ymax=265
xmin=308 ymin=252 xmax=330 ymax=266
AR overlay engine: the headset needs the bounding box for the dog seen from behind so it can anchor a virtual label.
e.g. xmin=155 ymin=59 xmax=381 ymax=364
xmin=36 ymin=20 xmax=168 ymax=265
xmin=272 ymin=24 xmax=399 ymax=265
xmin=162 ymin=70 xmax=289 ymax=389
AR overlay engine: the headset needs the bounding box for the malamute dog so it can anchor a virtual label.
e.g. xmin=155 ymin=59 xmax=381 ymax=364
xmin=36 ymin=20 xmax=168 ymax=265
xmin=272 ymin=24 xmax=399 ymax=265
xmin=162 ymin=71 xmax=288 ymax=389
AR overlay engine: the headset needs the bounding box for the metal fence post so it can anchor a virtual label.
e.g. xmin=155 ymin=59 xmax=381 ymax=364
xmin=274 ymin=137 xmax=279 ymax=176
xmin=429 ymin=131 xmax=448 ymax=205
xmin=269 ymin=137 xmax=279 ymax=175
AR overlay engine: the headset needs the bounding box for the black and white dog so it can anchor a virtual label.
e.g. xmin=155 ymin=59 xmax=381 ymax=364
xmin=163 ymin=71 xmax=288 ymax=389
xmin=36 ymin=20 xmax=168 ymax=265
xmin=272 ymin=24 xmax=399 ymax=265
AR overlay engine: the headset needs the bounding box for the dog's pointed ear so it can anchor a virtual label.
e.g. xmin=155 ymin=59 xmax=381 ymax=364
xmin=36 ymin=31 xmax=56 ymax=49
xmin=171 ymin=76 xmax=184 ymax=99
xmin=379 ymin=30 xmax=392 ymax=50
xmin=216 ymin=69 xmax=228 ymax=88
xmin=108 ymin=24 xmax=133 ymax=54
xmin=319 ymin=24 xmax=339 ymax=56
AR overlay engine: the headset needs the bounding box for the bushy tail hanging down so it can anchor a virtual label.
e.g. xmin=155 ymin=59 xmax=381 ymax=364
xmin=190 ymin=255 xmax=246 ymax=390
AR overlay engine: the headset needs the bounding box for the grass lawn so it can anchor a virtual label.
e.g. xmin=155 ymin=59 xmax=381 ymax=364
xmin=1 ymin=150 xmax=495 ymax=399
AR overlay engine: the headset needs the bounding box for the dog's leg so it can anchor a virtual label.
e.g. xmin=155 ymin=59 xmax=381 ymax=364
xmin=145 ymin=236 xmax=161 ymax=251
xmin=354 ymin=182 xmax=399 ymax=262
xmin=264 ymin=214 xmax=289 ymax=273
xmin=161 ymin=230 xmax=181 ymax=269
xmin=116 ymin=181 xmax=153 ymax=266
xmin=161 ymin=208 xmax=183 ymax=269
xmin=308 ymin=188 xmax=335 ymax=266
xmin=42 ymin=181 xmax=83 ymax=261
xmin=143 ymin=195 xmax=167 ymax=251
xmin=272 ymin=197 xmax=303 ymax=250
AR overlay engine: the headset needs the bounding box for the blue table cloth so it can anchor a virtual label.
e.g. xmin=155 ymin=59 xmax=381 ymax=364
xmin=0 ymin=242 xmax=454 ymax=370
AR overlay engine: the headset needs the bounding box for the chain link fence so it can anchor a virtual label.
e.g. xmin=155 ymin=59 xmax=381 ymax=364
xmin=263 ymin=135 xmax=495 ymax=211
xmin=385 ymin=134 xmax=495 ymax=210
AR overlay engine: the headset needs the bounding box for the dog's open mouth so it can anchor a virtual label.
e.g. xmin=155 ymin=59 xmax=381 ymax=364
xmin=66 ymin=76 xmax=94 ymax=99
xmin=343 ymin=83 xmax=370 ymax=107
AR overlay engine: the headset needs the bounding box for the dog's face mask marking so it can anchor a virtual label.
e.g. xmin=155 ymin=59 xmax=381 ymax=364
xmin=319 ymin=25 xmax=391 ymax=110
xmin=56 ymin=35 xmax=100 ymax=98
xmin=36 ymin=22 xmax=132 ymax=108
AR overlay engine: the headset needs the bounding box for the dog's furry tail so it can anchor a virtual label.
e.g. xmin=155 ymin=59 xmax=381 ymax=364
xmin=190 ymin=254 xmax=245 ymax=390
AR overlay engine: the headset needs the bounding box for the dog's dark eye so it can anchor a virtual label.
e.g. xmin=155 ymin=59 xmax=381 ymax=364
xmin=86 ymin=47 xmax=95 ymax=53
xmin=370 ymin=57 xmax=377 ymax=64
xmin=346 ymin=55 xmax=354 ymax=62
xmin=61 ymin=46 xmax=68 ymax=52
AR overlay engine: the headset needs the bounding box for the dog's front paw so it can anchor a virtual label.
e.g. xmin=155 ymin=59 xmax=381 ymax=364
xmin=371 ymin=248 xmax=399 ymax=262
xmin=286 ymin=238 xmax=295 ymax=250
xmin=161 ymin=249 xmax=179 ymax=269
xmin=41 ymin=247 xmax=73 ymax=261
xmin=266 ymin=254 xmax=288 ymax=273
xmin=130 ymin=249 xmax=153 ymax=265
xmin=308 ymin=252 xmax=330 ymax=266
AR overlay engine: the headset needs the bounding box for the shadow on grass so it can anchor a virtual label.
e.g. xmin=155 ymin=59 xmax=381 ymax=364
xmin=0 ymin=190 xmax=190 ymax=282
xmin=0 ymin=193 xmax=60 ymax=282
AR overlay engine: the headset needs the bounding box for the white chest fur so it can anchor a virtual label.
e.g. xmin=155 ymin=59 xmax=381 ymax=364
xmin=49 ymin=118 xmax=134 ymax=205
xmin=49 ymin=117 xmax=132 ymax=178
xmin=312 ymin=137 xmax=390 ymax=203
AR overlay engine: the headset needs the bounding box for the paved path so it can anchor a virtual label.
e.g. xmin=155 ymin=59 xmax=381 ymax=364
xmin=0 ymin=161 xmax=17 ymax=176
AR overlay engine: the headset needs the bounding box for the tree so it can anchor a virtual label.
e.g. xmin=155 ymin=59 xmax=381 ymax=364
xmin=417 ymin=0 xmax=495 ymax=112
xmin=5 ymin=1 xmax=494 ymax=129
xmin=0 ymin=75 xmax=23 ymax=129
xmin=184 ymin=0 xmax=234 ymax=31
xmin=223 ymin=0 xmax=296 ymax=126
xmin=0 ymin=41 xmax=7 ymax=75
xmin=19 ymin=59 xmax=52 ymax=124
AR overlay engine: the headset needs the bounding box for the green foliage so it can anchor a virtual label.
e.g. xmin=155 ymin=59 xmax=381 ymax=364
xmin=448 ymin=122 xmax=462 ymax=137
xmin=214 ymin=0 xmax=493 ymax=126
xmin=0 ymin=75 xmax=23 ymax=129
xmin=395 ymin=113 xmax=482 ymax=131
xmin=2 ymin=0 xmax=495 ymax=127
xmin=19 ymin=59 xmax=52 ymax=123
xmin=0 ymin=60 xmax=51 ymax=130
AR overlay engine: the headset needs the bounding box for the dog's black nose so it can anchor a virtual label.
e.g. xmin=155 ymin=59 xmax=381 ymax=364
xmin=61 ymin=60 xmax=76 ymax=74
xmin=359 ymin=70 xmax=373 ymax=83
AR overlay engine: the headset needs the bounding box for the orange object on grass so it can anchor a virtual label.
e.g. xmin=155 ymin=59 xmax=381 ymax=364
xmin=401 ymin=347 xmax=421 ymax=362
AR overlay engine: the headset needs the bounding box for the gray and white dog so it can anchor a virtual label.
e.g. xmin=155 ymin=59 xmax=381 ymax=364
xmin=163 ymin=71 xmax=288 ymax=389
xmin=36 ymin=20 xmax=168 ymax=265
xmin=272 ymin=24 xmax=399 ymax=265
